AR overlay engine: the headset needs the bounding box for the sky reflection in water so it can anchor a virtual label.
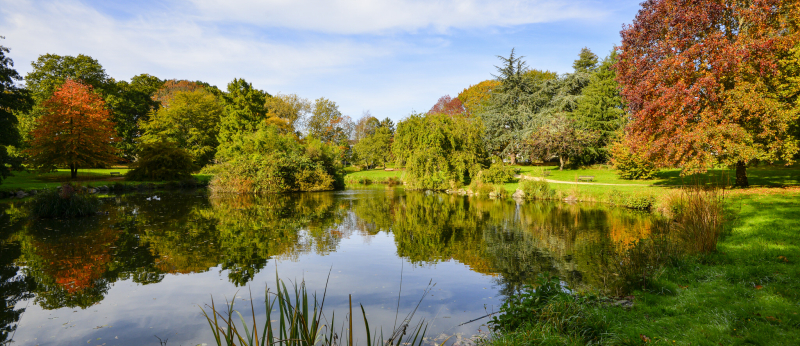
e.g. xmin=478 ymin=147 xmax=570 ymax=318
xmin=0 ymin=188 xmax=652 ymax=345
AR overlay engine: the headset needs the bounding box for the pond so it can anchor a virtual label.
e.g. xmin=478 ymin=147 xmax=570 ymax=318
xmin=0 ymin=188 xmax=654 ymax=345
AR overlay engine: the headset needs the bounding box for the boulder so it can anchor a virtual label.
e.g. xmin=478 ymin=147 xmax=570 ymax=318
xmin=15 ymin=190 xmax=28 ymax=198
xmin=512 ymin=189 xmax=525 ymax=199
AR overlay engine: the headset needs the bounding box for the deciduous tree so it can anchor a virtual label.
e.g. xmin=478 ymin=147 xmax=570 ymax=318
xmin=428 ymin=95 xmax=466 ymax=116
xmin=26 ymin=80 xmax=118 ymax=179
xmin=140 ymin=89 xmax=222 ymax=167
xmin=307 ymin=97 xmax=351 ymax=145
xmin=526 ymin=115 xmax=598 ymax=170
xmin=616 ymin=0 xmax=800 ymax=186
xmin=457 ymin=80 xmax=500 ymax=116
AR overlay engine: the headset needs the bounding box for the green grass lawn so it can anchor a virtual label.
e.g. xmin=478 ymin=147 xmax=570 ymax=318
xmin=488 ymin=190 xmax=800 ymax=345
xmin=0 ymin=168 xmax=211 ymax=191
xmin=598 ymin=191 xmax=800 ymax=345
xmin=516 ymin=164 xmax=800 ymax=187
xmin=343 ymin=167 xmax=404 ymax=181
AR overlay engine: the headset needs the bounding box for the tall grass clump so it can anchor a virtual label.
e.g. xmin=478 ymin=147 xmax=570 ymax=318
xmin=28 ymin=183 xmax=100 ymax=218
xmin=520 ymin=179 xmax=555 ymax=200
xmin=664 ymin=186 xmax=726 ymax=253
xmin=488 ymin=275 xmax=607 ymax=344
xmin=201 ymin=275 xmax=439 ymax=346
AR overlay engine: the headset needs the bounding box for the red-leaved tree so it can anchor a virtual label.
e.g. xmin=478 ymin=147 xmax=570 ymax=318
xmin=26 ymin=80 xmax=118 ymax=179
xmin=616 ymin=0 xmax=800 ymax=186
xmin=428 ymin=95 xmax=467 ymax=117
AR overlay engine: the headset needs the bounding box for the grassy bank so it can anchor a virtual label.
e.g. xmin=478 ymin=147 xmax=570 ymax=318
xmin=485 ymin=189 xmax=800 ymax=345
xmin=0 ymin=168 xmax=212 ymax=192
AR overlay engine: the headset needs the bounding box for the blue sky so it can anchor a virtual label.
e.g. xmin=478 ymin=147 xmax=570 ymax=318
xmin=0 ymin=0 xmax=641 ymax=122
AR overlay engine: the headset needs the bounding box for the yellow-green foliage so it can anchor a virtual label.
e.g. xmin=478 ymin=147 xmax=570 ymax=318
xmin=477 ymin=161 xmax=515 ymax=184
xmin=392 ymin=112 xmax=487 ymax=190
xmin=209 ymin=125 xmax=343 ymax=193
xmin=126 ymin=141 xmax=196 ymax=181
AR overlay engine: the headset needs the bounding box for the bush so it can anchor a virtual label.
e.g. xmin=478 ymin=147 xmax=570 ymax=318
xmin=28 ymin=183 xmax=100 ymax=218
xmin=126 ymin=141 xmax=196 ymax=181
xmin=609 ymin=138 xmax=659 ymax=180
xmin=209 ymin=126 xmax=343 ymax=194
xmin=520 ymin=179 xmax=555 ymax=200
xmin=477 ymin=161 xmax=515 ymax=184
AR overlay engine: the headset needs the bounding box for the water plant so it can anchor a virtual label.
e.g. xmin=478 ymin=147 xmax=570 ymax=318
xmin=28 ymin=183 xmax=100 ymax=218
xmin=201 ymin=275 xmax=438 ymax=346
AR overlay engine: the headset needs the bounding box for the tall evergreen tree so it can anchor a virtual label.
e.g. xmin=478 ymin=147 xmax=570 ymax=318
xmin=216 ymin=78 xmax=273 ymax=161
xmin=572 ymin=52 xmax=626 ymax=163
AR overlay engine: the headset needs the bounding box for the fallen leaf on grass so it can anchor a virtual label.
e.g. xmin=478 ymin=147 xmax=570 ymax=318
xmin=640 ymin=334 xmax=651 ymax=342
xmin=755 ymin=285 xmax=763 ymax=290
xmin=778 ymin=256 xmax=789 ymax=263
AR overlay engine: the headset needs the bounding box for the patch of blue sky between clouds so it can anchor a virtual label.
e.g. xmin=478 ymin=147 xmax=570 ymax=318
xmin=0 ymin=0 xmax=641 ymax=121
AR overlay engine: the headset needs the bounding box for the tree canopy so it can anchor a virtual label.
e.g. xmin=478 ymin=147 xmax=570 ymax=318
xmin=393 ymin=112 xmax=487 ymax=190
xmin=140 ymin=88 xmax=222 ymax=167
xmin=25 ymin=80 xmax=118 ymax=179
xmin=616 ymin=0 xmax=800 ymax=186
xmin=0 ymin=39 xmax=30 ymax=183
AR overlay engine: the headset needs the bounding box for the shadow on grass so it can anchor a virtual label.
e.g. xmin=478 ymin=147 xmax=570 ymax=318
xmin=652 ymin=166 xmax=800 ymax=187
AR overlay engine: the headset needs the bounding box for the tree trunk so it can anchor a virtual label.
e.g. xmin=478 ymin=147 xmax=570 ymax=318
xmin=559 ymin=156 xmax=564 ymax=171
xmin=735 ymin=160 xmax=748 ymax=187
xmin=70 ymin=164 xmax=78 ymax=180
xmin=510 ymin=153 xmax=516 ymax=165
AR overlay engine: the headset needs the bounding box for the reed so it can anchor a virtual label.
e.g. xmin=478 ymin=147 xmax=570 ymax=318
xmin=201 ymin=274 xmax=438 ymax=346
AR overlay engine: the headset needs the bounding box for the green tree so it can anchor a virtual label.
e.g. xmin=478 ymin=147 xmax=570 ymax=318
xmin=526 ymin=115 xmax=598 ymax=170
xmin=216 ymin=79 xmax=274 ymax=161
xmin=572 ymin=47 xmax=599 ymax=73
xmin=24 ymin=54 xmax=109 ymax=104
xmin=572 ymin=52 xmax=625 ymax=163
xmin=480 ymin=49 xmax=541 ymax=164
xmin=125 ymin=141 xmax=196 ymax=181
xmin=264 ymin=93 xmax=311 ymax=134
xmin=307 ymin=97 xmax=351 ymax=145
xmin=393 ymin=112 xmax=487 ymax=190
xmin=103 ymin=74 xmax=164 ymax=160
xmin=0 ymin=39 xmax=31 ymax=183
xmin=354 ymin=126 xmax=393 ymax=168
xmin=140 ymin=89 xmax=222 ymax=167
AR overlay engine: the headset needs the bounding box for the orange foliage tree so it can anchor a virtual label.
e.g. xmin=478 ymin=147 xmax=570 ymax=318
xmin=26 ymin=80 xmax=118 ymax=179
xmin=616 ymin=0 xmax=800 ymax=186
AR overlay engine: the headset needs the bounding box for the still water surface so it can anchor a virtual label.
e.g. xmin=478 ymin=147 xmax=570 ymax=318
xmin=0 ymin=188 xmax=653 ymax=345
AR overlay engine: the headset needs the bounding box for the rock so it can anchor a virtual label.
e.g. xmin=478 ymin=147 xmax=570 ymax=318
xmin=15 ymin=190 xmax=28 ymax=198
xmin=97 ymin=185 xmax=109 ymax=191
xmin=488 ymin=192 xmax=497 ymax=198
xmin=512 ymin=189 xmax=525 ymax=199
xmin=88 ymin=188 xmax=97 ymax=194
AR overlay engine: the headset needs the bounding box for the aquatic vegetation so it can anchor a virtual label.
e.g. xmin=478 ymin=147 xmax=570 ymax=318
xmin=27 ymin=183 xmax=100 ymax=218
xmin=201 ymin=275 xmax=437 ymax=346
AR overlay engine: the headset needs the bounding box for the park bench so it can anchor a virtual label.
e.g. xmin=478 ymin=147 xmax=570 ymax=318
xmin=577 ymin=175 xmax=594 ymax=182
xmin=110 ymin=172 xmax=121 ymax=176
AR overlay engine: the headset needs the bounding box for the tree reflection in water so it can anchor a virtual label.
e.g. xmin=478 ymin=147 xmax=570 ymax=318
xmin=0 ymin=188 xmax=653 ymax=321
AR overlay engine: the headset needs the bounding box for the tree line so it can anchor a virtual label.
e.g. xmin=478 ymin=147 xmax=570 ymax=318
xmin=1 ymin=0 xmax=798 ymax=190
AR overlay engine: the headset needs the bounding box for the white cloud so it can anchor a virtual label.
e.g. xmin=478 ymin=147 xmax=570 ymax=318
xmin=0 ymin=0 xmax=629 ymax=120
xmin=189 ymin=0 xmax=609 ymax=34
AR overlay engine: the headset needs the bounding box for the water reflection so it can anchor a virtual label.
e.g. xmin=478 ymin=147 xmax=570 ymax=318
xmin=0 ymin=189 xmax=653 ymax=345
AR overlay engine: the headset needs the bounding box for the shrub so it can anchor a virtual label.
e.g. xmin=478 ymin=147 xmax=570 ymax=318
xmin=492 ymin=185 xmax=509 ymax=199
xmin=209 ymin=126 xmax=343 ymax=194
xmin=28 ymin=183 xmax=100 ymax=218
xmin=520 ymin=179 xmax=555 ymax=200
xmin=126 ymin=141 xmax=196 ymax=181
xmin=469 ymin=181 xmax=495 ymax=195
xmin=478 ymin=161 xmax=515 ymax=184
xmin=609 ymin=139 xmax=659 ymax=180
